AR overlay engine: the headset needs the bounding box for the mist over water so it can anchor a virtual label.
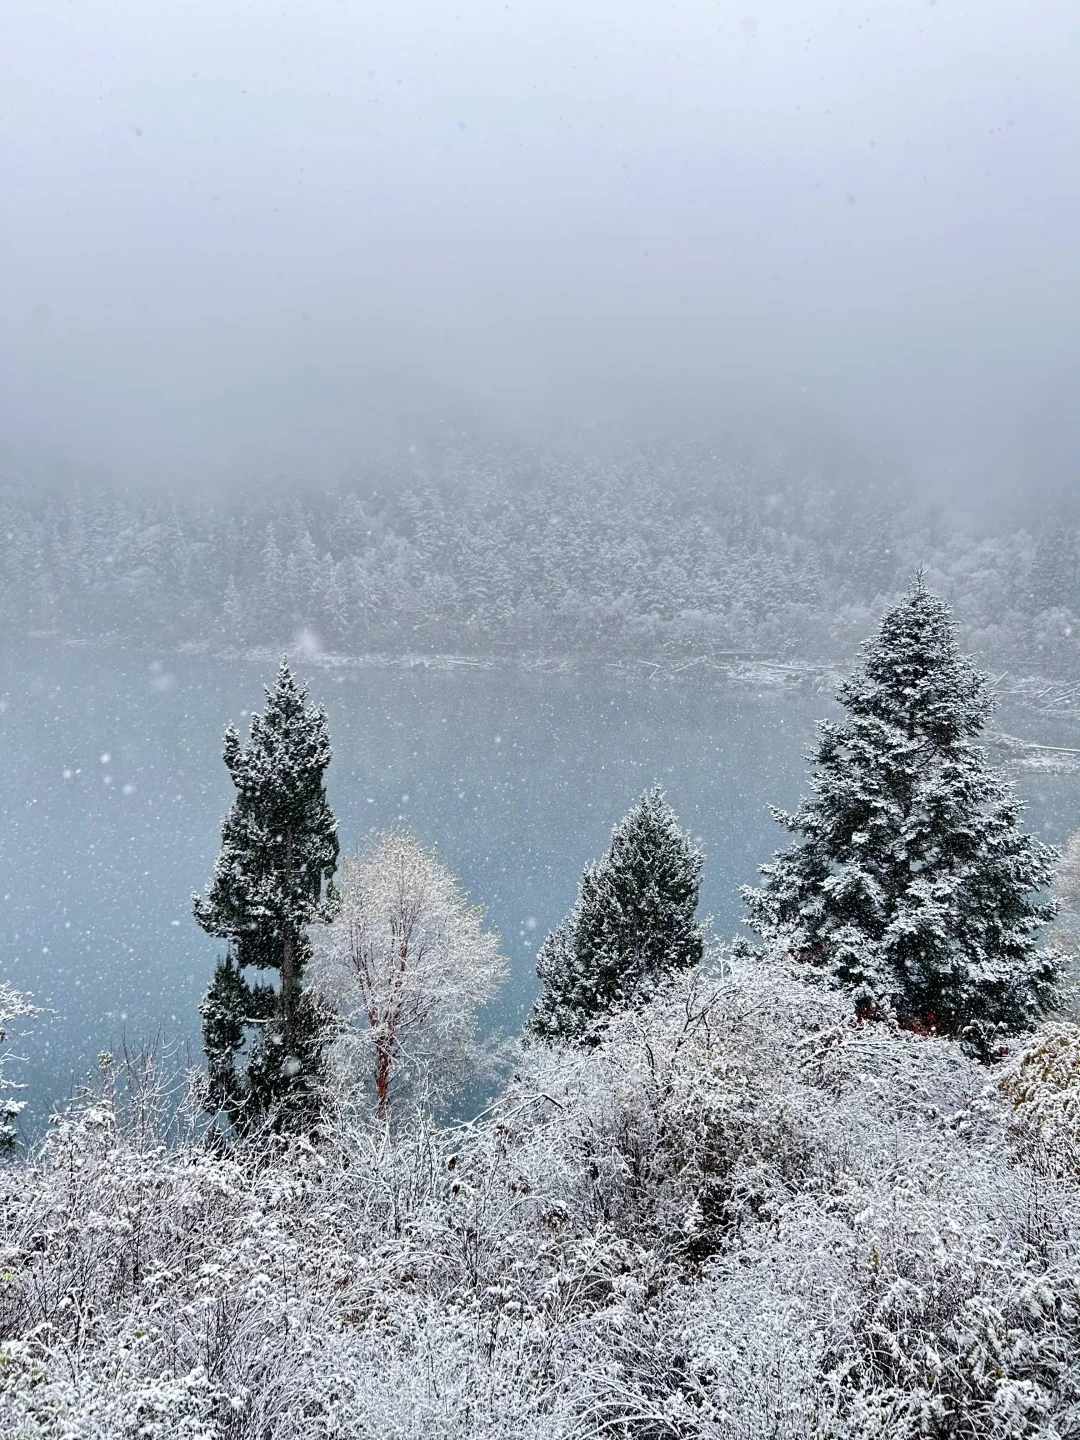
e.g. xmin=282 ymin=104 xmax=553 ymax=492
xmin=3 ymin=0 xmax=1080 ymax=502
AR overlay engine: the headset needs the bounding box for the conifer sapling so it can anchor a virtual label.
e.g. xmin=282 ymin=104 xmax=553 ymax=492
xmin=531 ymin=786 xmax=704 ymax=1044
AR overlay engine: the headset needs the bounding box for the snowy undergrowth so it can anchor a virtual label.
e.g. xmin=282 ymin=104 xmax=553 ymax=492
xmin=2 ymin=958 xmax=1079 ymax=1439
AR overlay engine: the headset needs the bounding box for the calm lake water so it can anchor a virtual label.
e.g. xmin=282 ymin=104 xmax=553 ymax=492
xmin=2 ymin=649 xmax=1078 ymax=1128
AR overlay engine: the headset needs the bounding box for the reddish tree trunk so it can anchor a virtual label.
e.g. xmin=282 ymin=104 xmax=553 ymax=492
xmin=375 ymin=1040 xmax=391 ymax=1120
xmin=281 ymin=827 xmax=296 ymax=1048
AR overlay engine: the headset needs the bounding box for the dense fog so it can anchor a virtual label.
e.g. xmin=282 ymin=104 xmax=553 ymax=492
xmin=4 ymin=0 xmax=1080 ymax=503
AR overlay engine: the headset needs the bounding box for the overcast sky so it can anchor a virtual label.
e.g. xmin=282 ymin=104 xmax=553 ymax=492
xmin=3 ymin=0 xmax=1079 ymax=497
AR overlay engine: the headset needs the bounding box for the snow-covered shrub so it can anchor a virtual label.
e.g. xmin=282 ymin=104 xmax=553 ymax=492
xmin=1 ymin=956 xmax=1079 ymax=1438
xmin=1002 ymin=1020 xmax=1080 ymax=1177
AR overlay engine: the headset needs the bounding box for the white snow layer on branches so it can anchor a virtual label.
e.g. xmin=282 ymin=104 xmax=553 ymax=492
xmin=311 ymin=830 xmax=508 ymax=1115
xmin=2 ymin=957 xmax=1080 ymax=1438
xmin=0 ymin=983 xmax=38 ymax=1149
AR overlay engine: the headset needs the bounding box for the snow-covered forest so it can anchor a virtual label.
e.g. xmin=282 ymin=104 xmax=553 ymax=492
xmin=3 ymin=448 xmax=1078 ymax=674
xmin=5 ymin=0 xmax=1080 ymax=1429
xmin=1 ymin=585 xmax=1079 ymax=1438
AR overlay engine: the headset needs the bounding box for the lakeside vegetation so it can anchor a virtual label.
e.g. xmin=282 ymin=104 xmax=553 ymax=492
xmin=0 ymin=582 xmax=1078 ymax=1437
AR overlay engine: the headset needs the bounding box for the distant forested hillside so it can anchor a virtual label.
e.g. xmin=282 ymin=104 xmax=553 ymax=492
xmin=2 ymin=445 xmax=1077 ymax=672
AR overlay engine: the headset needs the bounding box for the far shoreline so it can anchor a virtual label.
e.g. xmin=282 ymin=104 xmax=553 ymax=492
xmin=10 ymin=635 xmax=1080 ymax=774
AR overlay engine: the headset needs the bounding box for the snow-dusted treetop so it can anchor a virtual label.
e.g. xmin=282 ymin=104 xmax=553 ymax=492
xmin=194 ymin=660 xmax=338 ymax=963
xmin=531 ymin=785 xmax=704 ymax=1044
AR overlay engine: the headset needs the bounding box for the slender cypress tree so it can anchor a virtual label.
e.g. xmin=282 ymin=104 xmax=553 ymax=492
xmin=194 ymin=661 xmax=339 ymax=1130
xmin=744 ymin=578 xmax=1062 ymax=1057
xmin=531 ymin=786 xmax=704 ymax=1044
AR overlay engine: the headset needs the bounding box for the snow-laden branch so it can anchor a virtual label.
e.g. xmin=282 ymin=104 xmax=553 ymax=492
xmin=0 ymin=982 xmax=38 ymax=1151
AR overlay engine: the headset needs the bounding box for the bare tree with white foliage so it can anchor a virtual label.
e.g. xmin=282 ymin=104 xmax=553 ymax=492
xmin=312 ymin=831 xmax=507 ymax=1118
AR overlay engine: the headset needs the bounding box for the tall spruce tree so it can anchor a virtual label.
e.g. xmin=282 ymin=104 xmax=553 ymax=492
xmin=744 ymin=578 xmax=1062 ymax=1057
xmin=194 ymin=662 xmax=339 ymax=1130
xmin=530 ymin=786 xmax=704 ymax=1044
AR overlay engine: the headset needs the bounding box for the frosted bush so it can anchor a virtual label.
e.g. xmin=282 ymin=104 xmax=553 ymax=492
xmin=1002 ymin=1020 xmax=1080 ymax=1176
xmin=1 ymin=956 xmax=1079 ymax=1437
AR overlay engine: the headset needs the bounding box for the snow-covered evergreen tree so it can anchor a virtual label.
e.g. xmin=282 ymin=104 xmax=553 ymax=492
xmin=530 ymin=786 xmax=704 ymax=1044
xmin=1028 ymin=513 xmax=1079 ymax=614
xmin=221 ymin=574 xmax=245 ymax=642
xmin=194 ymin=661 xmax=339 ymax=1130
xmin=258 ymin=525 xmax=288 ymax=638
xmin=744 ymin=577 xmax=1063 ymax=1056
